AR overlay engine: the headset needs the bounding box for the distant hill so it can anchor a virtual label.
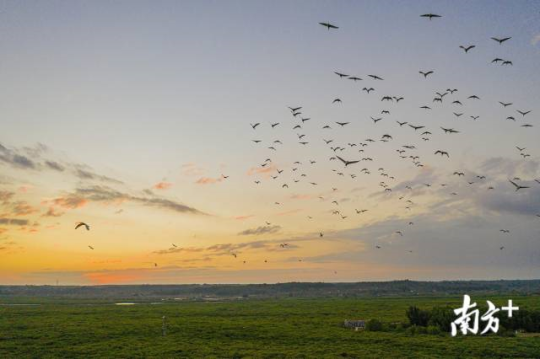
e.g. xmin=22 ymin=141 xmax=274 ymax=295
xmin=1 ymin=280 xmax=539 ymax=301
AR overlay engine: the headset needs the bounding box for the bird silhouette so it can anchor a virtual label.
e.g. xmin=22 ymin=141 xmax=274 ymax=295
xmin=419 ymin=70 xmax=434 ymax=78
xmin=420 ymin=13 xmax=442 ymax=20
xmin=459 ymin=45 xmax=475 ymax=53
xmin=491 ymin=36 xmax=511 ymax=44
xmin=319 ymin=22 xmax=339 ymax=30
xmin=75 ymin=222 xmax=90 ymax=231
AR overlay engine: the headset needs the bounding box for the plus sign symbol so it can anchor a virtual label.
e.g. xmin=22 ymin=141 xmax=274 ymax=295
xmin=502 ymin=300 xmax=519 ymax=318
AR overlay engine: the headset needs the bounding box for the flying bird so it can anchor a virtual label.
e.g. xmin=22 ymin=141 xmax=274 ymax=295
xmin=435 ymin=150 xmax=450 ymax=157
xmin=420 ymin=13 xmax=442 ymax=20
xmin=459 ymin=45 xmax=475 ymax=53
xmin=75 ymin=222 xmax=90 ymax=231
xmin=491 ymin=36 xmax=511 ymax=44
xmin=336 ymin=156 xmax=361 ymax=167
xmin=319 ymin=22 xmax=339 ymax=30
xmin=509 ymin=180 xmax=529 ymax=191
xmin=419 ymin=70 xmax=434 ymax=78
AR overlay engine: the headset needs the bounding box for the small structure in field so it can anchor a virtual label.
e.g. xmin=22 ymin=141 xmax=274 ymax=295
xmin=343 ymin=319 xmax=365 ymax=330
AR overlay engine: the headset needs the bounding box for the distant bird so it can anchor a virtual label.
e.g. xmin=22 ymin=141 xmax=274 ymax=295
xmin=419 ymin=70 xmax=434 ymax=78
xmin=363 ymin=87 xmax=375 ymax=93
xmin=499 ymin=101 xmax=512 ymax=107
xmin=172 ymin=243 xmax=177 ymax=248
xmin=319 ymin=22 xmax=339 ymax=30
xmin=250 ymin=123 xmax=260 ymax=129
xmin=435 ymin=150 xmax=449 ymax=157
xmin=75 ymin=222 xmax=90 ymax=231
xmin=88 ymin=246 xmax=94 ymax=250
xmin=509 ymin=180 xmax=529 ymax=191
xmin=334 ymin=71 xmax=349 ymax=78
xmin=336 ymin=156 xmax=360 ymax=167
xmin=517 ymin=110 xmax=531 ymax=117
xmin=332 ymin=98 xmax=342 ymax=104
xmin=368 ymin=74 xmax=383 ymax=80
xmin=420 ymin=13 xmax=442 ymax=20
xmin=491 ymin=36 xmax=511 ymax=44
xmin=459 ymin=45 xmax=475 ymax=53
xmin=441 ymin=127 xmax=459 ymax=134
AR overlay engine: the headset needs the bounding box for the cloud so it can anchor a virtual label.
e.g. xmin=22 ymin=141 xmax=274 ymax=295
xmin=0 ymin=142 xmax=123 ymax=184
xmin=153 ymin=182 xmax=172 ymax=190
xmin=42 ymin=207 xmax=65 ymax=218
xmin=74 ymin=168 xmax=123 ymax=184
xmin=473 ymin=181 xmax=540 ymax=216
xmin=238 ymin=225 xmax=281 ymax=236
xmin=154 ymin=237 xmax=297 ymax=256
xmin=233 ymin=215 xmax=255 ymax=221
xmin=50 ymin=195 xmax=88 ymax=209
xmin=0 ymin=218 xmax=30 ymax=226
xmin=0 ymin=191 xmax=14 ymax=204
xmin=10 ymin=201 xmax=39 ymax=216
xmin=63 ymin=185 xmax=207 ymax=215
xmin=45 ymin=161 xmax=65 ymax=172
xmin=0 ymin=143 xmax=37 ymax=170
xmin=195 ymin=177 xmax=223 ymax=185
xmin=246 ymin=164 xmax=278 ymax=178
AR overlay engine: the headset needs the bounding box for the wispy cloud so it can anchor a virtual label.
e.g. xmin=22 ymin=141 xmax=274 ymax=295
xmin=54 ymin=185 xmax=207 ymax=215
xmin=153 ymin=182 xmax=172 ymax=190
xmin=195 ymin=176 xmax=223 ymax=185
xmin=238 ymin=225 xmax=281 ymax=236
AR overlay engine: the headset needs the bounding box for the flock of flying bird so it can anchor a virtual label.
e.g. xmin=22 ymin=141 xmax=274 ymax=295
xmin=75 ymin=12 xmax=537 ymax=272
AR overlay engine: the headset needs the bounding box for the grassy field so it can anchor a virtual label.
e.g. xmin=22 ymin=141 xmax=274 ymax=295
xmin=1 ymin=295 xmax=539 ymax=358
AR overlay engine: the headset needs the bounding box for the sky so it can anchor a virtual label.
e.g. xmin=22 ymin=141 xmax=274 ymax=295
xmin=1 ymin=0 xmax=540 ymax=285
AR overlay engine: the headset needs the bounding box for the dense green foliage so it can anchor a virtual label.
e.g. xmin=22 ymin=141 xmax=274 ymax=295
xmin=1 ymin=296 xmax=539 ymax=358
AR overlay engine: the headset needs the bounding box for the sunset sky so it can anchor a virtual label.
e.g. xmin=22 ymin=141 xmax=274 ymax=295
xmin=1 ymin=0 xmax=540 ymax=285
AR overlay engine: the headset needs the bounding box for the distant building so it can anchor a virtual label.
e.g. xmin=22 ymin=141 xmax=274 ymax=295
xmin=343 ymin=319 xmax=365 ymax=330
